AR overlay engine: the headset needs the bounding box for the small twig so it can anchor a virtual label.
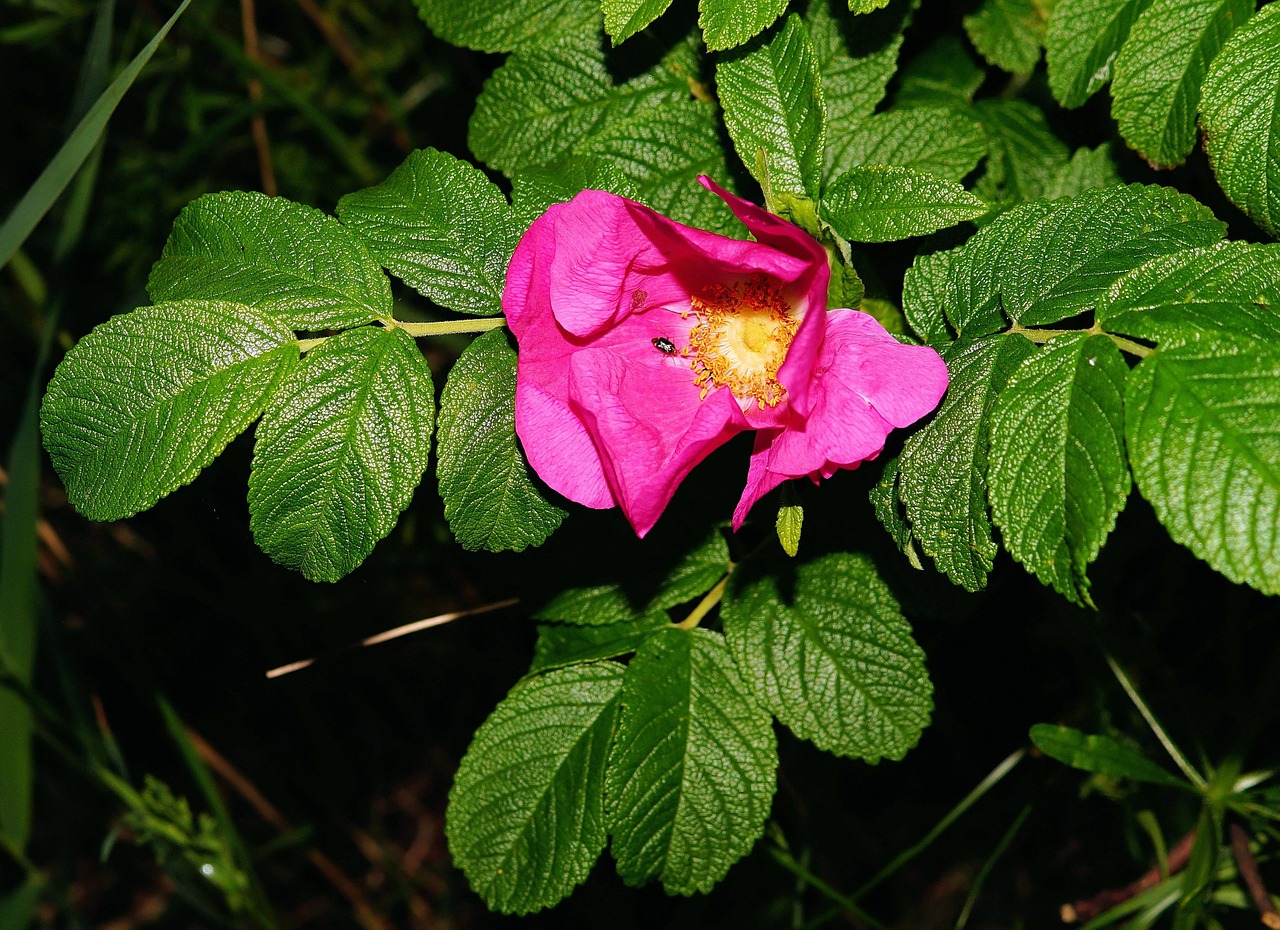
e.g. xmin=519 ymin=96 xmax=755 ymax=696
xmin=239 ymin=0 xmax=277 ymax=196
xmin=1229 ymin=822 xmax=1280 ymax=929
xmin=1061 ymin=829 xmax=1196 ymax=923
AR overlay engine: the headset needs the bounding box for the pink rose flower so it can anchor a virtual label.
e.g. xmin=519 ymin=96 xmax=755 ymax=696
xmin=504 ymin=177 xmax=949 ymax=538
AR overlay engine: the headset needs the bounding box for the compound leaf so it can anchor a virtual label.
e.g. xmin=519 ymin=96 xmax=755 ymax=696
xmin=718 ymin=15 xmax=825 ymax=201
xmin=337 ymin=148 xmax=521 ymax=317
xmin=437 ymin=329 xmax=566 ymax=552
xmin=1126 ymin=334 xmax=1280 ymax=596
xmin=1111 ymin=0 xmax=1253 ymax=169
xmin=899 ymin=334 xmax=1037 ymax=591
xmin=446 ymin=662 xmax=624 ymax=913
xmin=41 ymin=300 xmax=298 ymax=522
xmin=721 ymin=552 xmax=932 ymax=761
xmin=148 ymin=192 xmax=391 ymax=330
xmin=247 ymin=327 xmax=434 ymax=583
xmin=821 ymin=165 xmax=986 ymax=242
xmin=607 ymin=628 xmax=777 ymax=895
xmin=988 ymin=334 xmax=1131 ymax=606
xmin=1045 ymin=0 xmax=1154 ymax=108
xmin=1200 ymin=2 xmax=1280 ymax=237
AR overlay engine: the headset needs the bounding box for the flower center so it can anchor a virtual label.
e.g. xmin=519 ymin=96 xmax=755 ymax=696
xmin=687 ymin=276 xmax=799 ymax=408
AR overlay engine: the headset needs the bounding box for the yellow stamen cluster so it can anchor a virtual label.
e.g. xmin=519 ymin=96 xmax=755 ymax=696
xmin=687 ymin=276 xmax=798 ymax=408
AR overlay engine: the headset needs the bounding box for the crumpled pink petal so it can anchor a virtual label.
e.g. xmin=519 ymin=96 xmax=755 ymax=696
xmin=732 ymin=309 xmax=950 ymax=528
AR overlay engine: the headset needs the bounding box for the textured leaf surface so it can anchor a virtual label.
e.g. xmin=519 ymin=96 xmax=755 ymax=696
xmin=41 ymin=300 xmax=298 ymax=521
xmin=1112 ymin=0 xmax=1252 ymax=169
xmin=1045 ymin=0 xmax=1154 ymax=108
xmin=821 ymin=165 xmax=986 ymax=242
xmin=148 ymin=192 xmax=391 ymax=329
xmin=989 ymin=334 xmax=1131 ymax=605
xmin=974 ymin=99 xmax=1069 ymax=207
xmin=437 ymin=330 xmax=566 ymax=552
xmin=606 ymin=629 xmax=777 ymax=895
xmin=1200 ymin=3 xmax=1280 ymax=236
xmin=722 ymin=553 xmax=932 ymax=760
xmin=415 ymin=0 xmax=597 ymax=52
xmin=1044 ymin=144 xmax=1123 ymax=199
xmin=964 ymin=0 xmax=1049 ymax=74
xmin=895 ymin=36 xmax=985 ymax=109
xmin=997 ymin=184 xmax=1225 ymax=326
xmin=602 ymin=0 xmax=672 ymax=44
xmin=1100 ymin=242 xmax=1280 ymax=345
xmin=899 ymin=334 xmax=1037 ymax=591
xmin=511 ymin=156 xmax=642 ymax=227
xmin=848 ymin=0 xmax=892 ymax=12
xmin=446 ymin=663 xmax=624 ymax=914
xmin=649 ymin=531 xmax=731 ymax=611
xmin=248 ymin=327 xmax=433 ymax=583
xmin=718 ymin=15 xmax=825 ymax=201
xmin=1030 ymin=724 xmax=1187 ymax=787
xmin=1126 ymin=335 xmax=1280 ymax=596
xmin=337 ymin=148 xmax=520 ymax=316
xmin=869 ymin=455 xmax=917 ymax=560
xmin=900 ymin=248 xmax=953 ymax=344
xmin=699 ymin=0 xmax=789 ymax=51
xmin=530 ymin=613 xmax=668 ymax=674
xmin=831 ymin=106 xmax=987 ymax=183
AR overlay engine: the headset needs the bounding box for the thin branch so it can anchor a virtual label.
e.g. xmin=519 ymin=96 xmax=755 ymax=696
xmin=1060 ymin=829 xmax=1196 ymax=924
xmin=1229 ymin=822 xmax=1280 ymax=929
xmin=674 ymin=576 xmax=728 ymax=630
xmin=1106 ymin=655 xmax=1207 ymax=791
xmin=239 ymin=0 xmax=277 ymax=196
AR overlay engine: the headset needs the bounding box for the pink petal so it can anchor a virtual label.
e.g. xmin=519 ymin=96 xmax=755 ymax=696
xmin=567 ymin=346 xmax=747 ymax=536
xmin=515 ymin=379 xmax=614 ymax=509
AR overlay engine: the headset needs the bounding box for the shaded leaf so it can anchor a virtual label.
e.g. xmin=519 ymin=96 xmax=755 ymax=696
xmin=964 ymin=0 xmax=1050 ymax=75
xmin=415 ymin=0 xmax=598 ymax=52
xmin=699 ymin=0 xmax=789 ymax=50
xmin=974 ymin=99 xmax=1069 ymax=207
xmin=820 ymin=165 xmax=986 ymax=242
xmin=530 ymin=613 xmax=669 ymax=673
xmin=1030 ymin=723 xmax=1187 ymax=787
xmin=830 ymin=106 xmax=987 ymax=184
xmin=895 ymin=36 xmax=985 ymax=109
xmin=1045 ymin=0 xmax=1155 ymax=108
xmin=1044 ymin=144 xmax=1123 ymax=199
xmin=603 ymin=0 xmax=673 ymax=44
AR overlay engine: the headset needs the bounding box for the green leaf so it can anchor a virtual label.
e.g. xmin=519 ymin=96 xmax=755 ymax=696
xmin=849 ymin=0 xmax=892 ymax=12
xmin=437 ymin=329 xmax=566 ymax=551
xmin=1100 ymin=242 xmax=1280 ymax=345
xmin=974 ymin=99 xmax=1070 ymax=207
xmin=247 ymin=327 xmax=434 ymax=583
xmin=776 ymin=502 xmax=803 ymax=557
xmin=603 ymin=0 xmax=673 ymax=44
xmin=808 ymin=0 xmax=903 ymax=155
xmin=511 ymin=156 xmax=642 ymax=227
xmin=900 ymin=248 xmax=955 ymax=344
xmin=1126 ymin=334 xmax=1280 ymax=596
xmin=997 ymin=184 xmax=1225 ymax=326
xmin=414 ymin=0 xmax=598 ymax=52
xmin=964 ymin=0 xmax=1051 ymax=75
xmin=0 ymin=0 xmax=193 ymax=271
xmin=530 ymin=612 xmax=669 ymax=673
xmin=820 ymin=165 xmax=986 ymax=242
xmin=1111 ymin=0 xmax=1253 ymax=169
xmin=446 ymin=662 xmax=624 ymax=914
xmin=649 ymin=531 xmax=731 ymax=610
xmin=722 ymin=552 xmax=932 ymax=761
xmin=41 ymin=300 xmax=299 ymax=522
xmin=606 ymin=628 xmax=777 ymax=894
xmin=830 ymin=106 xmax=987 ymax=185
xmin=1200 ymin=2 xmax=1280 ymax=237
xmin=869 ymin=455 xmax=921 ymax=564
xmin=1029 ymin=724 xmax=1187 ymax=787
xmin=1044 ymin=144 xmax=1123 ymax=200
xmin=336 ymin=148 xmax=521 ymax=317
xmin=148 ymin=192 xmax=391 ymax=330
xmin=895 ymin=36 xmax=985 ymax=109
xmin=899 ymin=334 xmax=1037 ymax=591
xmin=536 ymin=586 xmax=639 ymax=626
xmin=1045 ymin=0 xmax=1154 ymax=108
xmin=699 ymin=0 xmax=789 ymax=51
xmin=988 ymin=334 xmax=1131 ymax=606
xmin=718 ymin=15 xmax=826 ymax=201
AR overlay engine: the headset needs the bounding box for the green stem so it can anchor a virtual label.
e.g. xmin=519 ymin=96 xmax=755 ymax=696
xmin=1005 ymin=321 xmax=1154 ymax=358
xmin=675 ymin=576 xmax=729 ymax=631
xmin=1106 ymin=655 xmax=1207 ymax=792
xmin=389 ymin=317 xmax=507 ymax=337
xmin=296 ymin=336 xmax=327 ymax=353
xmin=769 ymin=844 xmax=890 ymax=930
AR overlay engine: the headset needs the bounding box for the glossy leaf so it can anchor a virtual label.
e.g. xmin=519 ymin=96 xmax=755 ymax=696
xmin=830 ymin=106 xmax=987 ymax=184
xmin=606 ymin=629 xmax=777 ymax=895
xmin=437 ymin=329 xmax=566 ymax=552
xmin=1045 ymin=0 xmax=1154 ymax=108
xmin=1111 ymin=0 xmax=1253 ymax=169
xmin=41 ymin=300 xmax=298 ymax=521
xmin=1199 ymin=2 xmax=1280 ymax=236
xmin=721 ymin=552 xmax=932 ymax=761
xmin=699 ymin=0 xmax=789 ymax=51
xmin=899 ymin=334 xmax=1037 ymax=591
xmin=414 ymin=0 xmax=597 ymax=52
xmin=248 ymin=327 xmax=434 ymax=583
xmin=511 ymin=156 xmax=642 ymax=227
xmin=964 ymin=0 xmax=1050 ymax=75
xmin=446 ymin=663 xmax=624 ymax=913
xmin=1126 ymin=334 xmax=1280 ymax=596
xmin=602 ymin=0 xmax=672 ymax=44
xmin=150 ymin=192 xmax=392 ymax=330
xmin=718 ymin=15 xmax=825 ymax=201
xmin=820 ymin=165 xmax=986 ymax=242
xmin=988 ymin=334 xmax=1131 ymax=606
xmin=337 ymin=148 xmax=521 ymax=316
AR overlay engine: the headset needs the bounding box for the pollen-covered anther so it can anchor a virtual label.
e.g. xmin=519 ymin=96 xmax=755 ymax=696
xmin=688 ymin=275 xmax=799 ymax=408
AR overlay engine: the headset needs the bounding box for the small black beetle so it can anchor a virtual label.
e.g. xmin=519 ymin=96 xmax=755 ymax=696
xmin=652 ymin=336 xmax=677 ymax=355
